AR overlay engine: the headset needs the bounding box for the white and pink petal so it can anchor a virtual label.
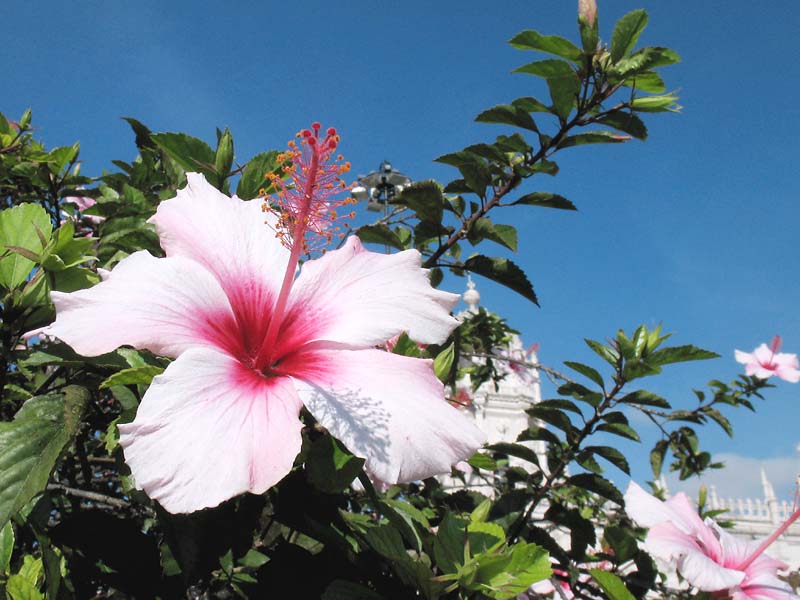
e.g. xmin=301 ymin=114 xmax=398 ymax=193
xmin=289 ymin=347 xmax=485 ymax=484
xmin=45 ymin=251 xmax=243 ymax=358
xmin=280 ymin=236 xmax=459 ymax=352
xmin=119 ymin=347 xmax=303 ymax=513
xmin=150 ymin=173 xmax=289 ymax=352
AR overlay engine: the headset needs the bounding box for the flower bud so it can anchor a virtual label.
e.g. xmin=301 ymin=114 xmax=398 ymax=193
xmin=214 ymin=128 xmax=234 ymax=181
xmin=579 ymin=0 xmax=597 ymax=27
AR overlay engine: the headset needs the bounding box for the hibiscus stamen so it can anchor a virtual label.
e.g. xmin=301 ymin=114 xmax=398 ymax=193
xmin=263 ymin=124 xmax=356 ymax=255
xmin=258 ymin=124 xmax=356 ymax=368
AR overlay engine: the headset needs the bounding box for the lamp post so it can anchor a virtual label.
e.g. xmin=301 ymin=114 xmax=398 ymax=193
xmin=351 ymin=160 xmax=412 ymax=213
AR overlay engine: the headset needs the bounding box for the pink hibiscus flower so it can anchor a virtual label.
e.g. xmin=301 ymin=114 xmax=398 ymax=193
xmin=43 ymin=125 xmax=485 ymax=513
xmin=624 ymin=482 xmax=798 ymax=599
xmin=735 ymin=336 xmax=800 ymax=383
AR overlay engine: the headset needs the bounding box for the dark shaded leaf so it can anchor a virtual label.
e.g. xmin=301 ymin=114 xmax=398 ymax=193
xmin=585 ymin=445 xmax=630 ymax=474
xmin=476 ymin=104 xmax=539 ymax=132
xmin=356 ymin=224 xmax=405 ymax=250
xmin=559 ymin=131 xmax=630 ymax=147
xmin=507 ymin=192 xmax=576 ymax=210
xmin=464 ymin=255 xmax=538 ymax=305
xmin=567 ymin=473 xmax=623 ymax=505
xmin=395 ymin=180 xmax=444 ymax=224
xmin=563 ymin=361 xmax=604 ymax=387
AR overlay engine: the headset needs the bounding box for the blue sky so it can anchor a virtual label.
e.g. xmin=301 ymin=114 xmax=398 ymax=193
xmin=5 ymin=0 xmax=800 ymax=500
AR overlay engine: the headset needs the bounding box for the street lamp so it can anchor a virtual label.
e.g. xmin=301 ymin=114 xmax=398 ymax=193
xmin=351 ymin=160 xmax=412 ymax=212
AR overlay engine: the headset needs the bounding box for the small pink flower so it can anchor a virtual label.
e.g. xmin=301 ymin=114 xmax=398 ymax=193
xmin=735 ymin=336 xmax=800 ymax=382
xmin=43 ymin=132 xmax=485 ymax=513
xmin=625 ymin=482 xmax=798 ymax=599
xmin=64 ymin=194 xmax=105 ymax=226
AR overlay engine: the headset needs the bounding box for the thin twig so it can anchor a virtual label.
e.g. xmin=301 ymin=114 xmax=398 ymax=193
xmin=465 ymin=352 xmax=577 ymax=385
xmin=46 ymin=483 xmax=130 ymax=509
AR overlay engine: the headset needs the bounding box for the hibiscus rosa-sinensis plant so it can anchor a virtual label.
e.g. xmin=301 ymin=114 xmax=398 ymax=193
xmin=1 ymin=3 xmax=795 ymax=599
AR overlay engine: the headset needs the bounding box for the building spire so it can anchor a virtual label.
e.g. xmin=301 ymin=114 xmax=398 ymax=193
xmin=463 ymin=275 xmax=481 ymax=313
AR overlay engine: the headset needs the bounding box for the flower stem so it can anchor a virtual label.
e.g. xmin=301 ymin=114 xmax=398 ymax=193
xmin=739 ymin=505 xmax=800 ymax=571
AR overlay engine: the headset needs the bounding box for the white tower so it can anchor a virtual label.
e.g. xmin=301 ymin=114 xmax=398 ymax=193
xmin=443 ymin=279 xmax=546 ymax=494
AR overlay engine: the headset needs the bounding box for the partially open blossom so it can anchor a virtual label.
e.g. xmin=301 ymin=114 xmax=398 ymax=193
xmin=43 ymin=129 xmax=485 ymax=513
xmin=625 ymin=482 xmax=798 ymax=599
xmin=735 ymin=336 xmax=800 ymax=382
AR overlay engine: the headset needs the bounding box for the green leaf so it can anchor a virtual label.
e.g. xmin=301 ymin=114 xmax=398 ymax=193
xmin=434 ymin=343 xmax=455 ymax=382
xmin=0 ymin=204 xmax=52 ymax=290
xmin=513 ymin=60 xmax=580 ymax=120
xmin=0 ymin=387 xmax=89 ymax=530
xmin=468 ymin=453 xmax=498 ymax=470
xmin=236 ymin=150 xmax=281 ymax=200
xmin=475 ymin=104 xmax=539 ymax=132
xmin=6 ymin=573 xmax=44 ymax=600
xmin=650 ymin=440 xmax=667 ymax=478
xmin=459 ymin=162 xmax=491 ymax=199
xmin=487 ymin=442 xmax=541 ymax=465
xmin=594 ymin=112 xmax=648 ymax=140
xmin=467 ymin=521 xmax=506 ymax=556
xmin=395 ymin=180 xmax=444 ymax=224
xmin=620 ymin=71 xmax=666 ymax=94
xmin=563 ymin=361 xmax=604 ymax=388
xmin=99 ymin=365 xmax=164 ymax=389
xmin=559 ymin=131 xmax=630 ymax=147
xmin=567 ymin=473 xmax=623 ymax=505
xmin=527 ymin=406 xmax=576 ymax=435
xmin=537 ymin=399 xmax=583 ymax=416
xmin=648 ymin=345 xmax=719 ymax=366
xmin=621 ymin=389 xmax=670 ymax=408
xmin=585 ymin=445 xmax=630 ymax=474
xmin=355 ymin=224 xmax=405 ymax=250
xmin=596 ymin=422 xmax=641 ymax=442
xmin=53 ymin=266 xmax=100 ymax=293
xmin=433 ymin=512 xmax=468 ymax=573
xmin=0 ymin=521 xmax=13 ymax=575
xmin=151 ymin=132 xmax=216 ymax=176
xmin=494 ymin=133 xmax=531 ymax=153
xmin=306 ymin=435 xmax=365 ymax=494
xmin=507 ymin=192 xmax=576 ymax=210
xmin=509 ymin=30 xmax=582 ymax=61
xmin=470 ymin=498 xmax=492 ymax=523
xmin=616 ymin=46 xmax=680 ymax=75
xmin=467 ymin=218 xmax=518 ymax=251
xmin=513 ymin=59 xmax=575 ymax=79
xmin=610 ymin=9 xmax=648 ymax=62
xmin=584 ymin=339 xmax=620 ymax=367
xmin=464 ymin=255 xmax=538 ymax=305
xmin=591 ymin=569 xmax=635 ymax=600
xmin=122 ymin=117 xmax=155 ymax=150
xmin=702 ymin=407 xmax=733 ymax=437
xmin=603 ymin=526 xmax=638 ymax=562
xmin=511 ymin=97 xmax=551 ymax=114
xmin=547 ymin=74 xmax=581 ymax=120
